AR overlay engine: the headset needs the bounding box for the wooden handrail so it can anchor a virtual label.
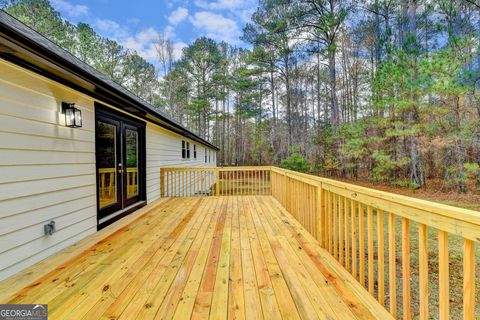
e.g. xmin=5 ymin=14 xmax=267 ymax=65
xmin=271 ymin=167 xmax=480 ymax=240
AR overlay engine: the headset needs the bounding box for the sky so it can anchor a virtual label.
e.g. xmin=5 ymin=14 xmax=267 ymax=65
xmin=50 ymin=0 xmax=257 ymax=65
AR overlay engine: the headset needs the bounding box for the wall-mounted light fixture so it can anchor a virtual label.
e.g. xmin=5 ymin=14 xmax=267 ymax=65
xmin=62 ymin=102 xmax=82 ymax=128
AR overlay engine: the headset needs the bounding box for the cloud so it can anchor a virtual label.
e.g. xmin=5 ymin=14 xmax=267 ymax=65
xmin=122 ymin=27 xmax=159 ymax=61
xmin=189 ymin=11 xmax=240 ymax=44
xmin=194 ymin=0 xmax=244 ymax=11
xmin=163 ymin=25 xmax=177 ymax=39
xmin=127 ymin=17 xmax=141 ymax=25
xmin=168 ymin=7 xmax=189 ymax=25
xmin=194 ymin=0 xmax=256 ymax=27
xmin=94 ymin=20 xmax=160 ymax=63
xmin=172 ymin=41 xmax=187 ymax=60
xmin=95 ymin=18 xmax=130 ymax=39
xmin=50 ymin=0 xmax=89 ymax=19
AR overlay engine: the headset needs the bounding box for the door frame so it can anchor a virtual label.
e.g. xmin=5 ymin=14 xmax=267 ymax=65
xmin=95 ymin=102 xmax=147 ymax=229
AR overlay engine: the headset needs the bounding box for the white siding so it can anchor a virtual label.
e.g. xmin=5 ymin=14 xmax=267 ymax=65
xmin=0 ymin=59 xmax=97 ymax=280
xmin=0 ymin=58 xmax=217 ymax=280
xmin=146 ymin=124 xmax=217 ymax=202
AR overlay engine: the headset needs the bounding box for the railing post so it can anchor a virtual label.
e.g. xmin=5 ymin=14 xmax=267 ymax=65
xmin=160 ymin=168 xmax=165 ymax=197
xmin=215 ymin=168 xmax=220 ymax=196
xmin=269 ymin=168 xmax=273 ymax=196
xmin=317 ymin=183 xmax=325 ymax=247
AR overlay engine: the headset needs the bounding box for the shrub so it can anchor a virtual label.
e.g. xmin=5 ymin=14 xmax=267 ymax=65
xmin=281 ymin=148 xmax=310 ymax=173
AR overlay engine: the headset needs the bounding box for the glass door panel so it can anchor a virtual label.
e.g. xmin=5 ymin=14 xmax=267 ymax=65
xmin=125 ymin=128 xmax=139 ymax=199
xmin=97 ymin=120 xmax=121 ymax=213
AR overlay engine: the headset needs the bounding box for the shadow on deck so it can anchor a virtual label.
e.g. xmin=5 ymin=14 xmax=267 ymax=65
xmin=0 ymin=196 xmax=390 ymax=319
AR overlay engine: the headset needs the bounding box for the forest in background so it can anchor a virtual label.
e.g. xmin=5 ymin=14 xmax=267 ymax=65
xmin=2 ymin=0 xmax=480 ymax=193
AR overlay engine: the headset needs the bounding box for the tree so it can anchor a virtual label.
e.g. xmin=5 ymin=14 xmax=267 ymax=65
xmin=296 ymin=0 xmax=350 ymax=130
xmin=243 ymin=0 xmax=298 ymax=148
xmin=176 ymin=37 xmax=226 ymax=139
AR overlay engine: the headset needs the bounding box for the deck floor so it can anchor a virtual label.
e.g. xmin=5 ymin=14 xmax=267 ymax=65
xmin=2 ymin=196 xmax=390 ymax=319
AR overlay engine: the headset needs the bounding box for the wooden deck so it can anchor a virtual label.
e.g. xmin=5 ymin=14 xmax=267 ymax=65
xmin=1 ymin=196 xmax=391 ymax=319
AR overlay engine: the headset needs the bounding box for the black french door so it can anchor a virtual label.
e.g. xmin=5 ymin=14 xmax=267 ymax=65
xmin=95 ymin=105 xmax=145 ymax=225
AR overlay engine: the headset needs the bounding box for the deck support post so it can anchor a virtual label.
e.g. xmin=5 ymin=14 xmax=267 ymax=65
xmin=317 ymin=184 xmax=325 ymax=247
xmin=215 ymin=168 xmax=220 ymax=196
xmin=160 ymin=168 xmax=165 ymax=197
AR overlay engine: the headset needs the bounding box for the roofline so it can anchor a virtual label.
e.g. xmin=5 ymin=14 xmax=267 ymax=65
xmin=0 ymin=10 xmax=219 ymax=151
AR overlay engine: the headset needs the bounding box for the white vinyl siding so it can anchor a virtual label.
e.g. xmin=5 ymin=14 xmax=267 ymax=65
xmin=146 ymin=125 xmax=216 ymax=202
xmin=0 ymin=59 xmax=97 ymax=280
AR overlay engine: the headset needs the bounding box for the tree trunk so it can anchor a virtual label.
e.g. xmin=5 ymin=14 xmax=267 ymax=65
xmin=285 ymin=56 xmax=292 ymax=149
xmin=328 ymin=46 xmax=339 ymax=130
xmin=406 ymin=0 xmax=425 ymax=187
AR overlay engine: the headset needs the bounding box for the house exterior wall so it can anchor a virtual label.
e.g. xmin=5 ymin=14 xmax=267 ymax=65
xmin=0 ymin=58 xmax=217 ymax=281
xmin=146 ymin=125 xmax=217 ymax=201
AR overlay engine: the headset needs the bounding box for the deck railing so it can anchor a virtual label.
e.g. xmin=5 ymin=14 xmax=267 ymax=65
xmin=271 ymin=166 xmax=478 ymax=320
xmin=160 ymin=166 xmax=479 ymax=319
xmin=160 ymin=166 xmax=271 ymax=197
xmin=98 ymin=167 xmax=138 ymax=197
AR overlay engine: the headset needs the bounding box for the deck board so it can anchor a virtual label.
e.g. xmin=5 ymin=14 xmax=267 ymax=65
xmin=0 ymin=196 xmax=392 ymax=319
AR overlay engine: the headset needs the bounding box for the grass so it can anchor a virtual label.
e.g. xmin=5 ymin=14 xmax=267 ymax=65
xmin=366 ymin=213 xmax=480 ymax=319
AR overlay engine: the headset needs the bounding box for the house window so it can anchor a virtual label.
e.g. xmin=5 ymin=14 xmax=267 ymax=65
xmin=193 ymin=144 xmax=197 ymax=159
xmin=209 ymin=150 xmax=211 ymax=163
xmin=186 ymin=142 xmax=190 ymax=159
xmin=205 ymin=148 xmax=207 ymax=163
xmin=182 ymin=140 xmax=186 ymax=159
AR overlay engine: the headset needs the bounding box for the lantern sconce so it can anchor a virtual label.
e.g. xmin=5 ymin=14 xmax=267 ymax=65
xmin=62 ymin=102 xmax=82 ymax=128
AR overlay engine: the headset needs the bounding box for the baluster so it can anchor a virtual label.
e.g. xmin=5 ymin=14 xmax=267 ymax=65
xmin=311 ymin=185 xmax=315 ymax=235
xmin=319 ymin=186 xmax=325 ymax=247
xmin=334 ymin=194 xmax=338 ymax=260
xmin=345 ymin=196 xmax=350 ymax=271
xmin=377 ymin=209 xmax=385 ymax=305
xmin=221 ymin=170 xmax=224 ymax=196
xmin=438 ymin=230 xmax=449 ymax=320
xmin=389 ymin=213 xmax=397 ymax=317
xmin=184 ymin=170 xmax=187 ymax=197
xmin=402 ymin=217 xmax=411 ymax=320
xmin=189 ymin=170 xmax=192 ymax=196
xmin=327 ymin=191 xmax=332 ymax=254
xmin=339 ymin=195 xmax=344 ymax=265
xmin=359 ymin=203 xmax=365 ymax=286
xmin=262 ymin=170 xmax=265 ymax=195
xmin=351 ymin=199 xmax=357 ymax=279
xmin=367 ymin=205 xmax=374 ymax=295
xmin=100 ymin=172 xmax=105 ymax=198
xmin=463 ymin=239 xmax=475 ymax=320
xmin=234 ymin=170 xmax=237 ymax=195
xmin=418 ymin=223 xmax=428 ymax=319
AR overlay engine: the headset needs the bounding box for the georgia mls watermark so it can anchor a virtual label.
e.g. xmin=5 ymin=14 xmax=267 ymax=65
xmin=0 ymin=304 xmax=47 ymax=320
